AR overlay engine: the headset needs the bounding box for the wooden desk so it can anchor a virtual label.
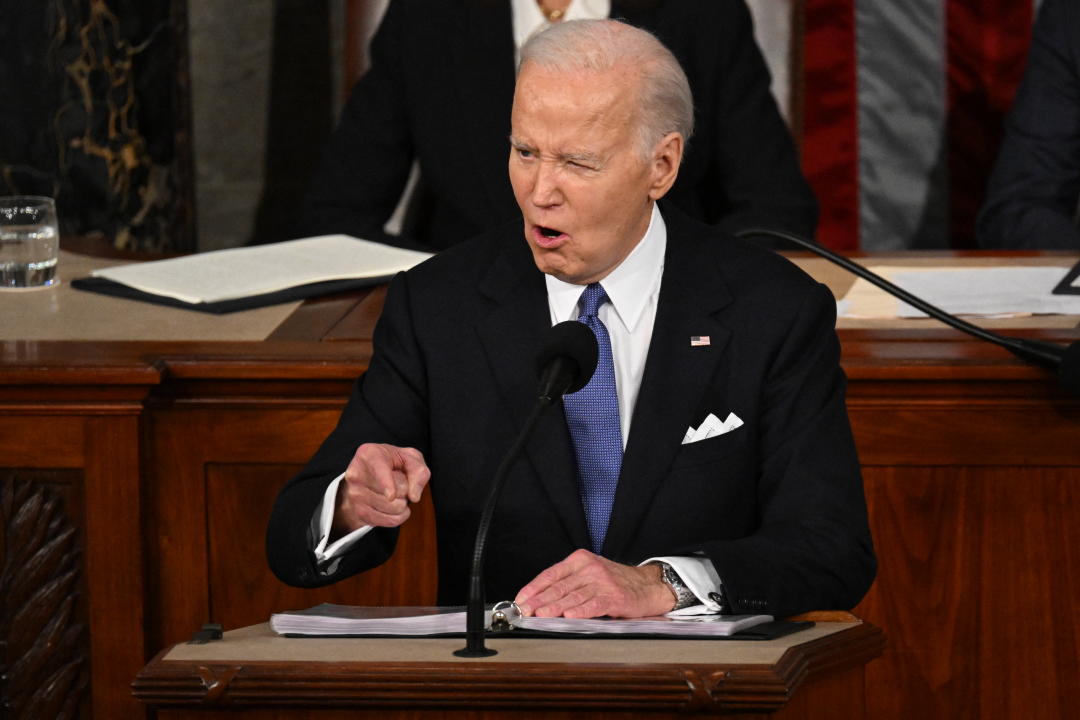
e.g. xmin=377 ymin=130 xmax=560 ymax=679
xmin=132 ymin=616 xmax=883 ymax=718
xmin=1 ymin=250 xmax=1078 ymax=719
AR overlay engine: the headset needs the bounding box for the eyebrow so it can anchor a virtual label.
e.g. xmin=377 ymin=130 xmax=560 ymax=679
xmin=508 ymin=136 xmax=533 ymax=151
xmin=508 ymin=136 xmax=603 ymax=166
xmin=562 ymin=151 xmax=603 ymax=166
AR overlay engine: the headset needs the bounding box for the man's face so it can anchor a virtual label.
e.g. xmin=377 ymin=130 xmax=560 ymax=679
xmin=509 ymin=62 xmax=678 ymax=285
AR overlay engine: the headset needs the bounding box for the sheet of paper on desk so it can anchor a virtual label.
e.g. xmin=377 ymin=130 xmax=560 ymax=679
xmin=839 ymin=266 xmax=1080 ymax=318
xmin=89 ymin=235 xmax=432 ymax=304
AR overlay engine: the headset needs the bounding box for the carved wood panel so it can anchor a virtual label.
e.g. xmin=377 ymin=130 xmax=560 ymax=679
xmin=856 ymin=465 xmax=1080 ymax=720
xmin=148 ymin=405 xmax=438 ymax=652
xmin=845 ymin=391 xmax=1080 ymax=720
xmin=0 ymin=409 xmax=148 ymax=720
xmin=0 ymin=470 xmax=89 ymax=719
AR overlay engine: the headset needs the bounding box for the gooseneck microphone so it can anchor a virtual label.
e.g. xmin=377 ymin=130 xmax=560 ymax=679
xmin=454 ymin=321 xmax=598 ymax=657
xmin=735 ymin=228 xmax=1080 ymax=396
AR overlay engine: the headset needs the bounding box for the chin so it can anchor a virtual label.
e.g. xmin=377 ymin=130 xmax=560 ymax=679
xmin=538 ymin=263 xmax=574 ymax=283
xmin=528 ymin=245 xmax=569 ymax=279
xmin=545 ymin=269 xmax=577 ymax=283
xmin=540 ymin=258 xmax=585 ymax=284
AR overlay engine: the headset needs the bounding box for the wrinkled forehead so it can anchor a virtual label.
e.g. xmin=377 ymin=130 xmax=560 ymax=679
xmin=512 ymin=62 xmax=640 ymax=128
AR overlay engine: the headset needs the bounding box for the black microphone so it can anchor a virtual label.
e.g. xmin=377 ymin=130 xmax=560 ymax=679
xmin=455 ymin=321 xmax=598 ymax=657
xmin=735 ymin=227 xmax=1080 ymax=396
xmin=535 ymin=318 xmax=600 ymax=401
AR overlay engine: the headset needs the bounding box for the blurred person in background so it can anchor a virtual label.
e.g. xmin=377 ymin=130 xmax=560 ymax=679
xmin=978 ymin=0 xmax=1080 ymax=250
xmin=298 ymin=0 xmax=817 ymax=251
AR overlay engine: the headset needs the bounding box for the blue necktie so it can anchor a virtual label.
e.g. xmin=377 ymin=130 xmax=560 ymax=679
xmin=563 ymin=283 xmax=622 ymax=553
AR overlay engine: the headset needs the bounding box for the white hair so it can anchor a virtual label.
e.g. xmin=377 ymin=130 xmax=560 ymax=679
xmin=518 ymin=19 xmax=695 ymax=158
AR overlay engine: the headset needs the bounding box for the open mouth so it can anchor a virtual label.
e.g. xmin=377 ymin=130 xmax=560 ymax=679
xmin=532 ymin=224 xmax=567 ymax=248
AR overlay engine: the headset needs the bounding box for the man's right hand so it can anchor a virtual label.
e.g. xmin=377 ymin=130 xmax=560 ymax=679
xmin=332 ymin=443 xmax=431 ymax=536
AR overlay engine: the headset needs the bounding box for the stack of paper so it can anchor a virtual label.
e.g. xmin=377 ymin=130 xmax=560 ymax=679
xmin=839 ymin=266 xmax=1080 ymax=319
xmin=269 ymin=604 xmax=774 ymax=638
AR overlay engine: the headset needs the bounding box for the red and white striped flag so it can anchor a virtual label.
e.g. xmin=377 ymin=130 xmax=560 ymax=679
xmin=748 ymin=0 xmax=1039 ymax=251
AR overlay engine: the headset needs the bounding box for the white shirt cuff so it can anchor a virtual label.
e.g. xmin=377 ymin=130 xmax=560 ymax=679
xmin=312 ymin=472 xmax=374 ymax=565
xmin=640 ymin=554 xmax=724 ymax=615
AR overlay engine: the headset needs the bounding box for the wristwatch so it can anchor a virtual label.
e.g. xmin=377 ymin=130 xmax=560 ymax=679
xmin=656 ymin=561 xmax=699 ymax=611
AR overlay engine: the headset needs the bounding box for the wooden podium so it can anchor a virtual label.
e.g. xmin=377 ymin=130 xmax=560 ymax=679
xmin=132 ymin=614 xmax=883 ymax=718
xmin=2 ymin=248 xmax=1078 ymax=719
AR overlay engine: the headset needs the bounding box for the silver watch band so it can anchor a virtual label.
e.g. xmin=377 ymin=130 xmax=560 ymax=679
xmin=657 ymin=561 xmax=698 ymax=610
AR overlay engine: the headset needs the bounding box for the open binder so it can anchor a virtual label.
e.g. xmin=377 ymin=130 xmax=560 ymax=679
xmin=70 ymin=235 xmax=432 ymax=314
xmin=269 ymin=604 xmax=812 ymax=642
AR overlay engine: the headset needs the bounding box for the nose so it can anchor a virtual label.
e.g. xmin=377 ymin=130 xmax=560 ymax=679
xmin=530 ymin=161 xmax=563 ymax=208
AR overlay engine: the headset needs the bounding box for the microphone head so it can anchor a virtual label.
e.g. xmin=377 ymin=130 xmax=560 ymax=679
xmin=1060 ymin=342 xmax=1080 ymax=396
xmin=535 ymin=320 xmax=598 ymax=397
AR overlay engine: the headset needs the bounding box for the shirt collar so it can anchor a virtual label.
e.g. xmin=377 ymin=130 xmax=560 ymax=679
xmin=545 ymin=203 xmax=667 ymax=333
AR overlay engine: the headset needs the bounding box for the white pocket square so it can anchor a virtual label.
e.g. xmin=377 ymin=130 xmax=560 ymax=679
xmin=682 ymin=412 xmax=743 ymax=444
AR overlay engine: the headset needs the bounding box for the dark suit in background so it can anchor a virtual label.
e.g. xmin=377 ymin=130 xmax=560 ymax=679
xmin=266 ymin=206 xmax=875 ymax=618
xmin=978 ymin=0 xmax=1080 ymax=250
xmin=297 ymin=0 xmax=818 ymax=250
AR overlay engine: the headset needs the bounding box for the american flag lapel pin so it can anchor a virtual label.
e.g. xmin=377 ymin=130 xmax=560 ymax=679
xmin=690 ymin=335 xmax=711 ymax=347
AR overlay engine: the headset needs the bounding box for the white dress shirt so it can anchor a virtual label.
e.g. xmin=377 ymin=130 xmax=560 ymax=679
xmin=510 ymin=0 xmax=611 ymax=63
xmin=312 ymin=204 xmax=726 ymax=613
xmin=544 ymin=203 xmax=663 ymax=447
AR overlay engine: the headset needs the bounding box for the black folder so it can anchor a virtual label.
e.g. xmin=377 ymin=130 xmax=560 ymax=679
xmin=70 ymin=274 xmax=392 ymax=314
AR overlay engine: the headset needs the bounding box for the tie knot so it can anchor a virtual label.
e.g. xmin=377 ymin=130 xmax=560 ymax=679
xmin=578 ymin=283 xmax=608 ymax=318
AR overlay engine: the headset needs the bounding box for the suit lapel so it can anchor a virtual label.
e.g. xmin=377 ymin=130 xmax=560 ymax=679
xmin=602 ymin=212 xmax=734 ymax=560
xmin=474 ymin=232 xmax=592 ymax=550
xmin=450 ymin=0 xmax=518 ymax=213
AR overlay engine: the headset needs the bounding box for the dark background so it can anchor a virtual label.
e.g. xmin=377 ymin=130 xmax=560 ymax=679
xmin=0 ymin=0 xmax=335 ymax=253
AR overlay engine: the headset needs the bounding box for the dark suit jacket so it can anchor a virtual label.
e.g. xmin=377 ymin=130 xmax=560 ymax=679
xmin=297 ymin=0 xmax=818 ymax=251
xmin=978 ymin=0 xmax=1080 ymax=249
xmin=266 ymin=206 xmax=875 ymax=618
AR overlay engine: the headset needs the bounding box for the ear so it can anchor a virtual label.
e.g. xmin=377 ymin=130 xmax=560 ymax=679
xmin=646 ymin=132 xmax=684 ymax=201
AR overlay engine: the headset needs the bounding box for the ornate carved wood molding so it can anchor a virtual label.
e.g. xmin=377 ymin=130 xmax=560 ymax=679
xmin=0 ymin=474 xmax=89 ymax=718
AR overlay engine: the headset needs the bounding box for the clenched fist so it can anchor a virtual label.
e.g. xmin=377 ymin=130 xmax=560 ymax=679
xmin=332 ymin=443 xmax=431 ymax=537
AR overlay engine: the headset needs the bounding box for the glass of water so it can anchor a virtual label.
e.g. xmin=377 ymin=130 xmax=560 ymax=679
xmin=0 ymin=195 xmax=60 ymax=288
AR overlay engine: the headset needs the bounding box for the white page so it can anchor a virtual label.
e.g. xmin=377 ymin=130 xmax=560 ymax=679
xmin=840 ymin=266 xmax=1080 ymax=318
xmin=91 ymin=235 xmax=432 ymax=304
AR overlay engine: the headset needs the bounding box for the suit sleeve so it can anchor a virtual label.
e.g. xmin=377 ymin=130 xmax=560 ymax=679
xmin=709 ymin=0 xmax=818 ymax=239
xmin=977 ymin=0 xmax=1080 ymax=250
xmin=265 ymin=271 xmax=431 ymax=587
xmin=702 ymin=281 xmax=876 ymax=617
xmin=295 ymin=2 xmax=418 ymax=247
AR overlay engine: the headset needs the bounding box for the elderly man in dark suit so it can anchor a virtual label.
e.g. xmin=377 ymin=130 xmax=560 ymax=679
xmin=268 ymin=19 xmax=874 ymax=620
xmin=297 ymin=0 xmax=818 ymax=252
